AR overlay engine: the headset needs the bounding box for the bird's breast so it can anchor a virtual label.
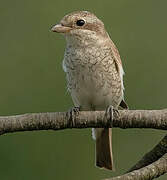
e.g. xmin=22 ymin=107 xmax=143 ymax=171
xmin=63 ymin=46 xmax=123 ymax=110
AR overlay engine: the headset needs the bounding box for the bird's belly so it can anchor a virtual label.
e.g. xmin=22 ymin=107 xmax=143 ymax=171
xmin=69 ymin=69 xmax=122 ymax=110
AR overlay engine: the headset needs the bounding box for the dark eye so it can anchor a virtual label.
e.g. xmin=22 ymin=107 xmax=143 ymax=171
xmin=76 ymin=19 xmax=85 ymax=26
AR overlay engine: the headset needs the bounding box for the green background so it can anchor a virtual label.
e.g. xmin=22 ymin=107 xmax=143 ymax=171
xmin=0 ymin=0 xmax=166 ymax=179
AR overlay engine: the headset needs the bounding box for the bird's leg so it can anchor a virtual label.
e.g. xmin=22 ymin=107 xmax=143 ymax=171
xmin=67 ymin=106 xmax=81 ymax=127
xmin=105 ymin=105 xmax=119 ymax=127
xmin=69 ymin=106 xmax=81 ymax=115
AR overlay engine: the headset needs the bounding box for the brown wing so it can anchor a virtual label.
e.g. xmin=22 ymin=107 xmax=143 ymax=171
xmin=110 ymin=39 xmax=122 ymax=66
xmin=110 ymin=39 xmax=127 ymax=110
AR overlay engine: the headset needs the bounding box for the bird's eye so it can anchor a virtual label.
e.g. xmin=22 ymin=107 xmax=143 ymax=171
xmin=76 ymin=19 xmax=85 ymax=26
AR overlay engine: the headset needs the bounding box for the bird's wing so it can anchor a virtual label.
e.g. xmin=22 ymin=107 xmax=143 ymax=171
xmin=110 ymin=39 xmax=122 ymax=66
xmin=109 ymin=40 xmax=128 ymax=110
xmin=109 ymin=39 xmax=124 ymax=82
xmin=119 ymin=99 xmax=128 ymax=109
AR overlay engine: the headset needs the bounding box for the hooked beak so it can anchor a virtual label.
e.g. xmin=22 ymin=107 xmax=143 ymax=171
xmin=51 ymin=24 xmax=72 ymax=33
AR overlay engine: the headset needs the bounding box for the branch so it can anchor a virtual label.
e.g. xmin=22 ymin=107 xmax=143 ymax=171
xmin=0 ymin=109 xmax=167 ymax=180
xmin=0 ymin=109 xmax=166 ymax=136
xmin=128 ymin=134 xmax=167 ymax=172
xmin=106 ymin=153 xmax=167 ymax=180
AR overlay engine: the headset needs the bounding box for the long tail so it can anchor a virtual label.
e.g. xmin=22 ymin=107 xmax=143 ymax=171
xmin=95 ymin=128 xmax=114 ymax=170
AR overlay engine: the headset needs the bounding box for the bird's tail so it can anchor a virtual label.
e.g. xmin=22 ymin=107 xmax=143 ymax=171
xmin=95 ymin=128 xmax=114 ymax=170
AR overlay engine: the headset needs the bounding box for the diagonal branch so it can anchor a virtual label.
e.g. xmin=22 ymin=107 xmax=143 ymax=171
xmin=127 ymin=134 xmax=167 ymax=172
xmin=0 ymin=109 xmax=166 ymax=136
xmin=105 ymin=153 xmax=167 ymax=180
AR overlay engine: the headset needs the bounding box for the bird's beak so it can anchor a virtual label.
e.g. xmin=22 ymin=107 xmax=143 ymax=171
xmin=51 ymin=24 xmax=72 ymax=33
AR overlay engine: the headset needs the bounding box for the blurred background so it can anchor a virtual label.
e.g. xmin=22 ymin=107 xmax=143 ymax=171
xmin=0 ymin=0 xmax=166 ymax=179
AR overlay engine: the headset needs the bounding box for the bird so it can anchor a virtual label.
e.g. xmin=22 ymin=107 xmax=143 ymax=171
xmin=51 ymin=11 xmax=128 ymax=170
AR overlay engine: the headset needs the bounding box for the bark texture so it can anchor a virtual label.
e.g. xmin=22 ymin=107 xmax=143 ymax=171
xmin=0 ymin=109 xmax=166 ymax=136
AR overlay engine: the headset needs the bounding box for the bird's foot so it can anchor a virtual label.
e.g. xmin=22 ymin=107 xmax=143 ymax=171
xmin=68 ymin=106 xmax=81 ymax=115
xmin=105 ymin=105 xmax=119 ymax=127
xmin=67 ymin=106 xmax=81 ymax=127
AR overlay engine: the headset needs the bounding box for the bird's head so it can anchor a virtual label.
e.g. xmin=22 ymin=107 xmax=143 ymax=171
xmin=51 ymin=11 xmax=109 ymax=45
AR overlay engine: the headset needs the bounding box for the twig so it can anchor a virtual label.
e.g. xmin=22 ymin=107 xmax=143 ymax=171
xmin=128 ymin=134 xmax=167 ymax=172
xmin=105 ymin=153 xmax=167 ymax=180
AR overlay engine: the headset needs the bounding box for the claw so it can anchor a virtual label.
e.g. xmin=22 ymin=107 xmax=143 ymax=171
xmin=105 ymin=105 xmax=113 ymax=127
xmin=67 ymin=106 xmax=81 ymax=127
xmin=113 ymin=109 xmax=120 ymax=119
xmin=105 ymin=105 xmax=119 ymax=127
xmin=70 ymin=106 xmax=81 ymax=115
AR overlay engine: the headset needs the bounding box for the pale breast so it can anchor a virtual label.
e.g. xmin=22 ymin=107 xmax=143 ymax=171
xmin=63 ymin=45 xmax=123 ymax=110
